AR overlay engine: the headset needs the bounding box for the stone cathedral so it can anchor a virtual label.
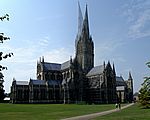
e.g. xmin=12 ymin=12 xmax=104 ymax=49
xmin=11 ymin=4 xmax=133 ymax=104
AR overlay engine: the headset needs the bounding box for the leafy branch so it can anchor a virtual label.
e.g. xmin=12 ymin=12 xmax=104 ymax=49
xmin=0 ymin=33 xmax=10 ymax=43
xmin=0 ymin=14 xmax=9 ymax=21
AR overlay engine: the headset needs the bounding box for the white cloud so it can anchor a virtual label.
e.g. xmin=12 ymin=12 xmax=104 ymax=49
xmin=42 ymin=47 xmax=74 ymax=64
xmin=2 ymin=39 xmax=74 ymax=93
xmin=122 ymin=0 xmax=150 ymax=39
xmin=1 ymin=36 xmax=52 ymax=92
xmin=95 ymin=39 xmax=124 ymax=53
xmin=95 ymin=39 xmax=125 ymax=65
xmin=129 ymin=9 xmax=150 ymax=39
xmin=38 ymin=36 xmax=49 ymax=47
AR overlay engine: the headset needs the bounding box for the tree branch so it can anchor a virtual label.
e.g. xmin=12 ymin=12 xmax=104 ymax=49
xmin=0 ymin=14 xmax=9 ymax=21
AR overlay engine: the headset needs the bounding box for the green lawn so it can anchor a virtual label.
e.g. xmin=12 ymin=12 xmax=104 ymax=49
xmin=92 ymin=103 xmax=150 ymax=120
xmin=0 ymin=103 xmax=115 ymax=120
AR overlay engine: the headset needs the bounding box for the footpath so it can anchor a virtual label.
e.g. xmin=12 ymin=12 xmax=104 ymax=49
xmin=61 ymin=103 xmax=134 ymax=120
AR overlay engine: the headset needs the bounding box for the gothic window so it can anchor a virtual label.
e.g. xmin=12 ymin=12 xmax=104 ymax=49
xmin=24 ymin=89 xmax=29 ymax=100
xmin=67 ymin=71 xmax=70 ymax=78
xmin=49 ymin=89 xmax=53 ymax=100
xmin=51 ymin=73 xmax=55 ymax=80
xmin=41 ymin=89 xmax=46 ymax=100
xmin=101 ymin=82 xmax=106 ymax=89
xmin=48 ymin=73 xmax=51 ymax=80
xmin=55 ymin=89 xmax=60 ymax=101
xmin=101 ymin=91 xmax=105 ymax=101
xmin=37 ymin=64 xmax=41 ymax=74
xmin=45 ymin=73 xmax=49 ymax=80
xmin=33 ymin=89 xmax=39 ymax=100
xmin=17 ymin=89 xmax=22 ymax=100
xmin=37 ymin=74 xmax=41 ymax=80
xmin=74 ymin=72 xmax=79 ymax=79
xmin=58 ymin=73 xmax=62 ymax=80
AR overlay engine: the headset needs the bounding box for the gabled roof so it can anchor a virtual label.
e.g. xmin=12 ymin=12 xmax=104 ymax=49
xmin=116 ymin=76 xmax=124 ymax=82
xmin=16 ymin=81 xmax=29 ymax=85
xmin=43 ymin=62 xmax=61 ymax=71
xmin=41 ymin=61 xmax=71 ymax=71
xmin=116 ymin=76 xmax=127 ymax=86
xmin=86 ymin=65 xmax=104 ymax=77
xmin=61 ymin=60 xmax=70 ymax=70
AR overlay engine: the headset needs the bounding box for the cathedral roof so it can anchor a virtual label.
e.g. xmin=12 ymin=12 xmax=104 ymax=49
xmin=43 ymin=62 xmax=61 ymax=71
xmin=30 ymin=79 xmax=46 ymax=85
xmin=61 ymin=60 xmax=70 ymax=70
xmin=16 ymin=81 xmax=29 ymax=85
xmin=42 ymin=61 xmax=72 ymax=71
xmin=30 ymin=79 xmax=61 ymax=86
xmin=86 ymin=65 xmax=104 ymax=77
xmin=116 ymin=76 xmax=127 ymax=86
xmin=48 ymin=80 xmax=61 ymax=85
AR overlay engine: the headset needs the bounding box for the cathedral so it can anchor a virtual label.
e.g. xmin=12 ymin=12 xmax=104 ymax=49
xmin=11 ymin=4 xmax=133 ymax=104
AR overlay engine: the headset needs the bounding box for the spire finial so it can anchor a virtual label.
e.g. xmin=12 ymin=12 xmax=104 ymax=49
xmin=103 ymin=61 xmax=105 ymax=69
xmin=70 ymin=56 xmax=72 ymax=63
xmin=129 ymin=71 xmax=132 ymax=80
xmin=75 ymin=1 xmax=83 ymax=48
xmin=113 ymin=62 xmax=116 ymax=75
xmin=82 ymin=3 xmax=89 ymax=36
xmin=78 ymin=1 xmax=83 ymax=35
xmin=42 ymin=56 xmax=44 ymax=63
xmin=13 ymin=77 xmax=16 ymax=81
xmin=39 ymin=57 xmax=41 ymax=62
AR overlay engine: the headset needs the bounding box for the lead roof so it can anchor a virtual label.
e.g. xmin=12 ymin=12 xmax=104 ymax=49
xmin=61 ymin=60 xmax=70 ymax=70
xmin=43 ymin=62 xmax=61 ymax=71
xmin=86 ymin=65 xmax=104 ymax=77
xmin=15 ymin=81 xmax=29 ymax=85
xmin=116 ymin=76 xmax=127 ymax=86
xmin=30 ymin=79 xmax=61 ymax=86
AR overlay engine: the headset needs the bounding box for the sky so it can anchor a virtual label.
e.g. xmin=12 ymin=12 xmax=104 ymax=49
xmin=0 ymin=0 xmax=149 ymax=93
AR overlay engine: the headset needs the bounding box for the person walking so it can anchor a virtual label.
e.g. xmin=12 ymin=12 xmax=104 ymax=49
xmin=115 ymin=103 xmax=118 ymax=109
xmin=118 ymin=103 xmax=121 ymax=109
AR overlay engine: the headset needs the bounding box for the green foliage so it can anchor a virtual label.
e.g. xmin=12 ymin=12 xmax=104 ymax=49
xmin=0 ymin=89 xmax=5 ymax=101
xmin=0 ymin=14 xmax=13 ymax=102
xmin=0 ymin=14 xmax=9 ymax=21
xmin=138 ymin=62 xmax=150 ymax=108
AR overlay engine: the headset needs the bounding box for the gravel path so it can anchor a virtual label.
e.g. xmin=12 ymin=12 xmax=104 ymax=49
xmin=61 ymin=103 xmax=134 ymax=120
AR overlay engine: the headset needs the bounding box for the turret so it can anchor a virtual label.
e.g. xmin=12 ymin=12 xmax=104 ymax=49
xmin=103 ymin=61 xmax=105 ymax=69
xmin=42 ymin=56 xmax=44 ymax=63
xmin=127 ymin=71 xmax=133 ymax=90
xmin=127 ymin=71 xmax=133 ymax=102
xmin=112 ymin=62 xmax=116 ymax=76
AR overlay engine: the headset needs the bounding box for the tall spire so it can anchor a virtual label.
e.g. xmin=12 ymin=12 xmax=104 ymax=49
xmin=75 ymin=1 xmax=83 ymax=48
xmin=42 ymin=56 xmax=44 ymax=63
xmin=78 ymin=1 xmax=83 ymax=35
xmin=113 ymin=62 xmax=116 ymax=75
xmin=82 ymin=4 xmax=89 ymax=37
xmin=128 ymin=71 xmax=132 ymax=80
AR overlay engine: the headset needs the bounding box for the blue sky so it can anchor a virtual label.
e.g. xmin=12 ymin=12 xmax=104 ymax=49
xmin=0 ymin=0 xmax=149 ymax=93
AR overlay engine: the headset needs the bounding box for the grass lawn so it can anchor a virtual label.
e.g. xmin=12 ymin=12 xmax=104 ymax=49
xmin=92 ymin=103 xmax=150 ymax=120
xmin=0 ymin=103 xmax=115 ymax=120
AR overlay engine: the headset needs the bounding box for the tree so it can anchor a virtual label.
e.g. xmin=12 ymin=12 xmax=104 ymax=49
xmin=139 ymin=62 xmax=150 ymax=108
xmin=0 ymin=14 xmax=13 ymax=102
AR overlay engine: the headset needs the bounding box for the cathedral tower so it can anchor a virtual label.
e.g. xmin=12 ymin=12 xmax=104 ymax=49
xmin=127 ymin=71 xmax=133 ymax=102
xmin=75 ymin=4 xmax=94 ymax=74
